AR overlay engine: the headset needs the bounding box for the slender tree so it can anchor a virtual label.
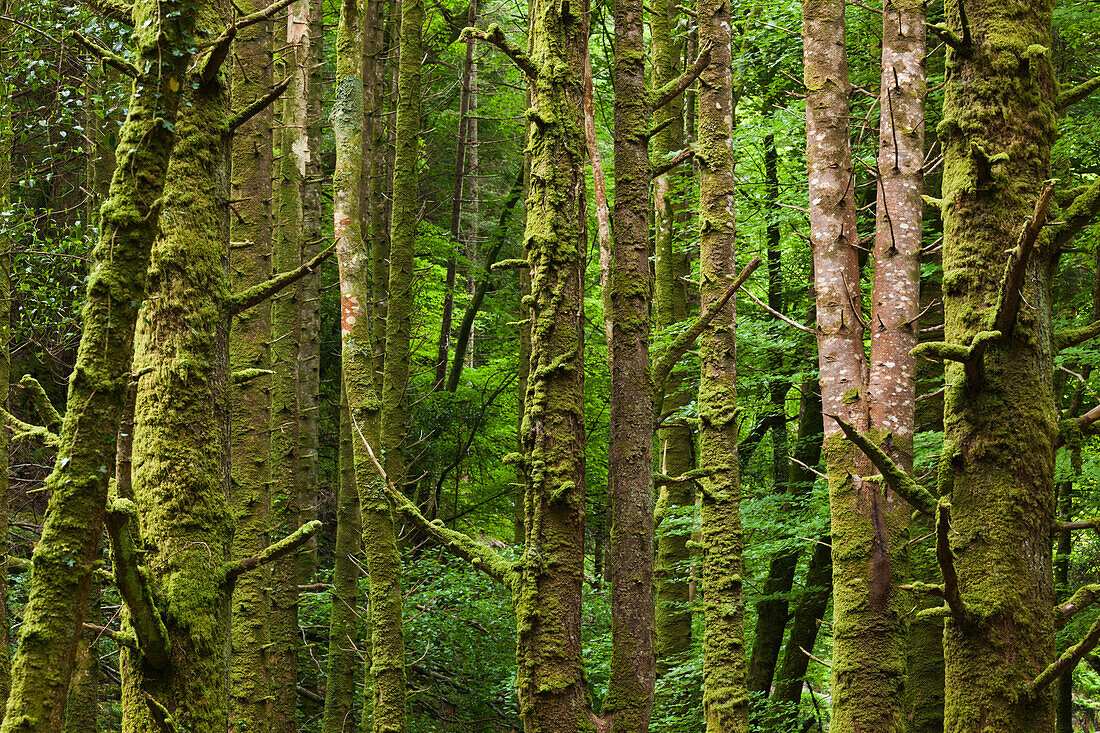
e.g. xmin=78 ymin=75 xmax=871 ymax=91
xmin=228 ymin=1 xmax=276 ymax=727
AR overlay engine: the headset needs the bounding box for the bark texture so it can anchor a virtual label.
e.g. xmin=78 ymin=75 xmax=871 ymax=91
xmin=938 ymin=1 xmax=1059 ymax=729
xmin=228 ymin=4 xmax=275 ymax=728
xmin=1 ymin=0 xmax=195 ymax=726
xmin=696 ymin=1 xmax=746 ymax=729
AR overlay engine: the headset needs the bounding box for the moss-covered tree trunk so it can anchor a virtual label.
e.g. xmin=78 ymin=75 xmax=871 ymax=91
xmin=938 ymin=1 xmax=1058 ymax=729
xmin=1 ymin=0 xmax=196 ymax=726
xmin=0 ymin=7 xmax=11 ymax=711
xmin=695 ymin=0 xmax=747 ymax=728
xmin=771 ymin=539 xmax=832 ymax=727
xmin=269 ymin=2 xmax=311 ymax=727
xmin=321 ymin=387 xmax=363 ymax=733
xmin=297 ymin=0 xmax=325 ymax=585
xmin=121 ymin=1 xmax=235 ymax=724
xmin=651 ymin=0 xmax=694 ymax=676
xmin=511 ymin=0 xmax=590 ymax=723
xmin=332 ymin=0 xmax=406 ymax=727
xmin=602 ymin=0 xmax=655 ymax=725
xmin=228 ymin=4 xmax=275 ymax=728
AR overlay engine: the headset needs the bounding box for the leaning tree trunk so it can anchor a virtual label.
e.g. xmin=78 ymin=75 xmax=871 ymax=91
xmin=937 ymin=1 xmax=1059 ymax=729
xmin=332 ymin=0 xmax=406 ymax=728
xmin=121 ymin=7 xmax=235 ymax=726
xmin=0 ymin=6 xmax=11 ymax=710
xmin=228 ymin=2 xmax=276 ymax=728
xmin=1 ymin=0 xmax=196 ymax=726
xmin=696 ymin=0 xmax=747 ymax=729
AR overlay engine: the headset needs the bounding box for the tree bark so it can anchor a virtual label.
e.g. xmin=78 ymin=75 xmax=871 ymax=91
xmin=227 ymin=3 xmax=276 ymax=728
xmin=938 ymin=1 xmax=1058 ymax=730
xmin=1 ymin=0 xmax=196 ymax=726
xmin=602 ymin=0 xmax=657 ymax=722
xmin=651 ymin=0 xmax=693 ymax=677
xmin=696 ymin=0 xmax=746 ymax=728
xmin=321 ymin=387 xmax=363 ymax=733
xmin=121 ymin=6 xmax=235 ymax=725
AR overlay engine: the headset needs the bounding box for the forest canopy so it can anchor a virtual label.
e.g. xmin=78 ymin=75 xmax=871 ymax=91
xmin=1 ymin=0 xmax=1100 ymax=731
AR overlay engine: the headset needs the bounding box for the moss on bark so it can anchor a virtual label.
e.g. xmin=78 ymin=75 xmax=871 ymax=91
xmin=2 ymin=0 xmax=197 ymax=727
xmin=321 ymin=389 xmax=363 ymax=733
xmin=695 ymin=0 xmax=747 ymax=728
xmin=938 ymin=1 xmax=1059 ymax=730
xmin=227 ymin=2 xmax=275 ymax=727
xmin=121 ymin=7 xmax=235 ymax=725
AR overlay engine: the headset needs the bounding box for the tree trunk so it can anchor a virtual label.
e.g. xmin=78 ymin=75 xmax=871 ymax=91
xmin=938 ymin=1 xmax=1058 ymax=730
xmin=601 ymin=0 xmax=657 ymax=724
xmin=270 ymin=1 xmax=313 ymax=727
xmin=297 ymin=0 xmax=326 ymax=585
xmin=227 ymin=3 xmax=276 ymax=728
xmin=1 ymin=0 xmax=196 ymax=726
xmin=803 ymin=0 xmax=915 ymax=727
xmin=771 ymin=538 xmax=832 ymax=728
xmin=332 ymin=0 xmax=407 ymax=728
xmin=321 ymin=387 xmax=363 ymax=733
xmin=121 ymin=11 xmax=234 ymax=726
xmin=512 ymin=0 xmax=591 ymax=723
xmin=696 ymin=0 xmax=746 ymax=728
xmin=651 ymin=0 xmax=693 ymax=676
xmin=0 ymin=7 xmax=11 ymax=712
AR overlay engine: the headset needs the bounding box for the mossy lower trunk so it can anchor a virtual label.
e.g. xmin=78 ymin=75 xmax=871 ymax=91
xmin=122 ymin=14 xmax=235 ymax=728
xmin=63 ymin=583 xmax=101 ymax=733
xmin=228 ymin=3 xmax=275 ymax=728
xmin=511 ymin=0 xmax=591 ymax=724
xmin=321 ymin=387 xmax=363 ymax=733
xmin=696 ymin=0 xmax=746 ymax=728
xmin=332 ymin=1 xmax=406 ymax=728
xmin=651 ymin=0 xmax=693 ymax=680
xmin=2 ymin=0 xmax=196 ymax=727
xmin=938 ymin=1 xmax=1058 ymax=730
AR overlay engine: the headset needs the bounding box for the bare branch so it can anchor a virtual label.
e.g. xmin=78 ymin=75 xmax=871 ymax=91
xmin=993 ymin=179 xmax=1056 ymax=338
xmin=827 ymin=415 xmax=938 ymax=516
xmin=227 ymin=77 xmax=291 ymax=133
xmin=651 ymin=43 xmax=712 ymax=110
xmin=459 ymin=24 xmax=537 ymax=79
xmin=738 ymin=285 xmax=816 ymax=334
xmin=229 ymin=242 xmax=335 ymax=315
xmin=936 ymin=503 xmax=968 ymax=627
xmin=651 ymin=257 xmax=761 ymax=400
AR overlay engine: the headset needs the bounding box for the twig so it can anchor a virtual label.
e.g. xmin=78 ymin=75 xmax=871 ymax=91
xmin=739 ymin=285 xmax=815 ymax=334
xmin=800 ymin=646 xmax=831 ymax=668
